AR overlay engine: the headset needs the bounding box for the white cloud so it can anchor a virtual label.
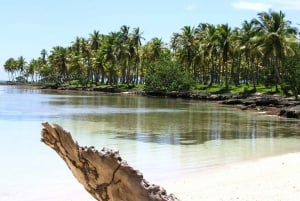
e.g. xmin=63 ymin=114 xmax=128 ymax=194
xmin=232 ymin=1 xmax=272 ymax=11
xmin=232 ymin=0 xmax=300 ymax=11
xmin=274 ymin=0 xmax=300 ymax=10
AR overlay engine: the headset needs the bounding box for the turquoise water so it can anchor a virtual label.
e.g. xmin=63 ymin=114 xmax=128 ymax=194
xmin=0 ymin=85 xmax=299 ymax=200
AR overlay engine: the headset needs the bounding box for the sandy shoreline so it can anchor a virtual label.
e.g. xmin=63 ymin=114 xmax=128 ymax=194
xmin=28 ymin=152 xmax=300 ymax=201
xmin=161 ymin=152 xmax=300 ymax=201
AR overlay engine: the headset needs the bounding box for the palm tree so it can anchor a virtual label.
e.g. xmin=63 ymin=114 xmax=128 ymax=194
xmin=3 ymin=57 xmax=17 ymax=81
xmin=89 ymin=30 xmax=102 ymax=51
xmin=117 ymin=26 xmax=131 ymax=84
xmin=88 ymin=30 xmax=105 ymax=84
xmin=48 ymin=46 xmax=68 ymax=83
xmin=238 ymin=20 xmax=260 ymax=88
xmin=27 ymin=59 xmax=39 ymax=82
xmin=200 ymin=23 xmax=219 ymax=85
xmin=195 ymin=23 xmax=216 ymax=84
xmin=254 ymin=10 xmax=298 ymax=91
xmin=93 ymin=49 xmax=106 ymax=84
xmin=16 ymin=56 xmax=26 ymax=78
xmin=129 ymin=27 xmax=144 ymax=84
xmin=80 ymin=38 xmax=92 ymax=74
xmin=40 ymin=49 xmax=48 ymax=64
xmin=71 ymin=36 xmax=83 ymax=55
xmin=229 ymin=27 xmax=242 ymax=85
xmin=216 ymin=24 xmax=232 ymax=88
xmin=176 ymin=26 xmax=197 ymax=76
xmin=142 ymin=37 xmax=166 ymax=63
xmin=101 ymin=32 xmax=119 ymax=84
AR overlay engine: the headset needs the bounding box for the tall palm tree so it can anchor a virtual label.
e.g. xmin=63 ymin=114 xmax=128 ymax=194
xmin=195 ymin=23 xmax=216 ymax=84
xmin=200 ymin=24 xmax=219 ymax=85
xmin=129 ymin=27 xmax=144 ymax=84
xmin=230 ymin=27 xmax=243 ymax=85
xmin=16 ymin=56 xmax=26 ymax=78
xmin=176 ymin=26 xmax=197 ymax=76
xmin=27 ymin=59 xmax=39 ymax=82
xmin=254 ymin=10 xmax=298 ymax=90
xmin=101 ymin=32 xmax=119 ymax=84
xmin=170 ymin=33 xmax=180 ymax=56
xmin=216 ymin=24 xmax=232 ymax=88
xmin=48 ymin=46 xmax=68 ymax=83
xmin=117 ymin=26 xmax=131 ymax=84
xmin=89 ymin=30 xmax=104 ymax=84
xmin=238 ymin=20 xmax=260 ymax=88
xmin=3 ymin=57 xmax=17 ymax=81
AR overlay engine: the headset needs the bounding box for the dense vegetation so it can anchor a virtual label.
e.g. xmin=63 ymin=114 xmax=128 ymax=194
xmin=3 ymin=10 xmax=300 ymax=97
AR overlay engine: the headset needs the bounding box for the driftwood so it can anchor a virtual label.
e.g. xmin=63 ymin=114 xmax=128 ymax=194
xmin=41 ymin=122 xmax=180 ymax=201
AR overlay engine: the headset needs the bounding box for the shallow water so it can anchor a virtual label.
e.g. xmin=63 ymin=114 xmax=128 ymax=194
xmin=0 ymin=85 xmax=299 ymax=200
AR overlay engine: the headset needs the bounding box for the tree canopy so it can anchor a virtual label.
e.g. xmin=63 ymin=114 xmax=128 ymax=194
xmin=3 ymin=10 xmax=300 ymax=96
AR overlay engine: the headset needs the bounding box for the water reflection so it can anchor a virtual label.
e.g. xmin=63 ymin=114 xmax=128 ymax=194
xmin=111 ymin=110 xmax=299 ymax=145
xmin=1 ymin=85 xmax=299 ymax=146
xmin=41 ymin=92 xmax=299 ymax=145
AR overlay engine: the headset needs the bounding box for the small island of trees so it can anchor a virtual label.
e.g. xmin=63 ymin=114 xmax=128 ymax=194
xmin=3 ymin=10 xmax=300 ymax=98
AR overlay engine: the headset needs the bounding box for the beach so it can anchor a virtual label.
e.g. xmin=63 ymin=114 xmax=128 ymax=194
xmin=161 ymin=152 xmax=300 ymax=201
xmin=3 ymin=153 xmax=299 ymax=201
xmin=27 ymin=152 xmax=300 ymax=201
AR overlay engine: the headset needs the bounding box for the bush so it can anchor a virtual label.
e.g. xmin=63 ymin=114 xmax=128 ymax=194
xmin=145 ymin=58 xmax=194 ymax=92
xmin=16 ymin=76 xmax=27 ymax=83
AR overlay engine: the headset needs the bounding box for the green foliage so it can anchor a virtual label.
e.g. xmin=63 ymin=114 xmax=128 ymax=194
xmin=15 ymin=76 xmax=27 ymax=83
xmin=282 ymin=50 xmax=300 ymax=99
xmin=193 ymin=84 xmax=282 ymax=94
xmin=69 ymin=80 xmax=81 ymax=86
xmin=145 ymin=58 xmax=194 ymax=92
xmin=2 ymin=11 xmax=300 ymax=97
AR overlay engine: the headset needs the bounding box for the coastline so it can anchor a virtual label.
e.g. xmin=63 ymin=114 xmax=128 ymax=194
xmin=5 ymin=82 xmax=300 ymax=119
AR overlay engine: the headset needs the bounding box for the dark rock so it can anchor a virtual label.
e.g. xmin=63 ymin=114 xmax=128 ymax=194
xmin=279 ymin=105 xmax=300 ymax=119
xmin=222 ymin=99 xmax=244 ymax=105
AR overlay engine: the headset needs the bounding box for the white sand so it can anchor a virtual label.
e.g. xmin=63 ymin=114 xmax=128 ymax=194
xmin=161 ymin=152 xmax=300 ymax=201
xmin=22 ymin=153 xmax=299 ymax=201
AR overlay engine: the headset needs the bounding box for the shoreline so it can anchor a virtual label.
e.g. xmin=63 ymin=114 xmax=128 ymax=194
xmin=3 ymin=82 xmax=300 ymax=119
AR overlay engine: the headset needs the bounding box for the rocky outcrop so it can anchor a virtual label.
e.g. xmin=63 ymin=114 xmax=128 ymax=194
xmin=222 ymin=95 xmax=300 ymax=118
xmin=41 ymin=122 xmax=180 ymax=201
xmin=279 ymin=105 xmax=300 ymax=119
xmin=143 ymin=91 xmax=300 ymax=119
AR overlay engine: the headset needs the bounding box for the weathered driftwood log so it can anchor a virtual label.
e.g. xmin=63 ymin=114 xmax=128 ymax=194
xmin=41 ymin=122 xmax=180 ymax=201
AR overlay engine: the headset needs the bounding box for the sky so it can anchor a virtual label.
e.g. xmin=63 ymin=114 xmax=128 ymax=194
xmin=1 ymin=0 xmax=300 ymax=81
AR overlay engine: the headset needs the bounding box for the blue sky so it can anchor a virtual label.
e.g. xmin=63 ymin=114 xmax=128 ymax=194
xmin=1 ymin=0 xmax=300 ymax=80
